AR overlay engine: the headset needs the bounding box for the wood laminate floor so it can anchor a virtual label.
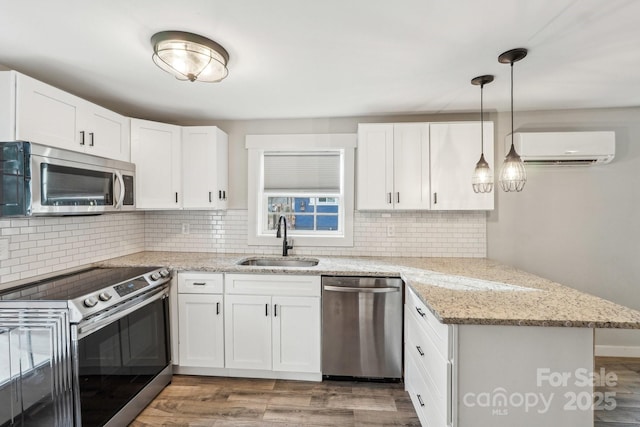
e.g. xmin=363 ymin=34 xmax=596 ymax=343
xmin=130 ymin=357 xmax=640 ymax=427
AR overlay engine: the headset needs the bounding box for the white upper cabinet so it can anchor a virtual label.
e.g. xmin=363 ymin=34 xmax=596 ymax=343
xmin=357 ymin=121 xmax=494 ymax=211
xmin=357 ymin=123 xmax=430 ymax=210
xmin=430 ymin=122 xmax=494 ymax=210
xmin=182 ymin=126 xmax=229 ymax=209
xmin=130 ymin=118 xmax=182 ymax=209
xmin=11 ymin=72 xmax=130 ymax=161
xmin=131 ymin=121 xmax=230 ymax=211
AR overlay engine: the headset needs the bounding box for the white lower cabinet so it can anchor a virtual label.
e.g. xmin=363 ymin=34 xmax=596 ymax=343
xmin=224 ymin=274 xmax=321 ymax=379
xmin=176 ymin=272 xmax=224 ymax=369
xmin=405 ymin=285 xmax=595 ymax=427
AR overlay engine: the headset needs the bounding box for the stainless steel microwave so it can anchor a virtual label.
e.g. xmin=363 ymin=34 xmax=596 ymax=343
xmin=0 ymin=141 xmax=135 ymax=216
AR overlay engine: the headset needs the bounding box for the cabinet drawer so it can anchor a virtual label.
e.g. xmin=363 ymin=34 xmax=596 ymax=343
xmin=178 ymin=272 xmax=224 ymax=294
xmin=406 ymin=285 xmax=449 ymax=358
xmin=406 ymin=348 xmax=447 ymax=427
xmin=225 ymin=274 xmax=320 ymax=296
xmin=405 ymin=308 xmax=450 ymax=420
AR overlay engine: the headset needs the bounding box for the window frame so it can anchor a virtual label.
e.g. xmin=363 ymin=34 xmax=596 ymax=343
xmin=246 ymin=133 xmax=356 ymax=248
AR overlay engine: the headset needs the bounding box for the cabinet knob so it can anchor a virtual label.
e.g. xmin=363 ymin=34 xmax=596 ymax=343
xmin=274 ymin=304 xmax=278 ymax=317
xmin=216 ymin=302 xmax=220 ymax=315
xmin=416 ymin=345 xmax=425 ymax=356
xmin=89 ymin=132 xmax=95 ymax=146
xmin=387 ymin=192 xmax=392 ymax=204
xmin=416 ymin=307 xmax=426 ymax=317
xmin=417 ymin=394 xmax=425 ymax=407
xmin=80 ymin=130 xmax=85 ymax=146
xmin=265 ymin=303 xmax=269 ymax=317
xmin=209 ymin=191 xmax=212 ymax=203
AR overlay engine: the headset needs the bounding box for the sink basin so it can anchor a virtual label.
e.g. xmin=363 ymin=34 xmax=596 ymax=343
xmin=237 ymin=257 xmax=319 ymax=267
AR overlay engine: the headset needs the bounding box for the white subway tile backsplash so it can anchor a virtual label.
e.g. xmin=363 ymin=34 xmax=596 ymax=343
xmin=0 ymin=212 xmax=145 ymax=286
xmin=144 ymin=209 xmax=486 ymax=258
xmin=0 ymin=208 xmax=486 ymax=287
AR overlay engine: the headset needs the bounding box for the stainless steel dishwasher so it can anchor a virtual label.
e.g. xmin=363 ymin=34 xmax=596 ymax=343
xmin=322 ymin=276 xmax=403 ymax=380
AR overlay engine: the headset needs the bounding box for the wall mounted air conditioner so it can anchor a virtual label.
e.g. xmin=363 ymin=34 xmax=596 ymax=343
xmin=507 ymin=131 xmax=615 ymax=165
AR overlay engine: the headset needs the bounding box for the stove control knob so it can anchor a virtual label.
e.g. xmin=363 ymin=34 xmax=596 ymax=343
xmin=159 ymin=269 xmax=170 ymax=278
xmin=151 ymin=272 xmax=161 ymax=281
xmin=98 ymin=292 xmax=112 ymax=302
xmin=83 ymin=296 xmax=98 ymax=308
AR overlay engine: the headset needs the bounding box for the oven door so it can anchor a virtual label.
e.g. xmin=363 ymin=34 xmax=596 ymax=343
xmin=74 ymin=287 xmax=171 ymax=427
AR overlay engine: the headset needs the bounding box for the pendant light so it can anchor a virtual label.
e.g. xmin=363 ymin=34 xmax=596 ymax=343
xmin=471 ymin=75 xmax=494 ymax=194
xmin=498 ymin=48 xmax=528 ymax=192
xmin=151 ymin=31 xmax=229 ymax=83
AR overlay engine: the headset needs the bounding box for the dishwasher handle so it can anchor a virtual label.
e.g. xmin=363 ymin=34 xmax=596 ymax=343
xmin=323 ymin=285 xmax=399 ymax=293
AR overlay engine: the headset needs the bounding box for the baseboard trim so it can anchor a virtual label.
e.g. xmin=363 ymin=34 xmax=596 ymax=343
xmin=595 ymin=345 xmax=640 ymax=358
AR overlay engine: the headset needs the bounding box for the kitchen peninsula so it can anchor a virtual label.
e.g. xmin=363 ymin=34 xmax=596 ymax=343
xmin=98 ymin=252 xmax=640 ymax=427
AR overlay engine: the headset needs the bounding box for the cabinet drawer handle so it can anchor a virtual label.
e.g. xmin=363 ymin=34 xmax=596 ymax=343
xmin=416 ymin=307 xmax=426 ymax=317
xmin=80 ymin=130 xmax=85 ymax=146
xmin=274 ymin=304 xmax=278 ymax=317
xmin=434 ymin=192 xmax=438 ymax=204
xmin=175 ymin=192 xmax=178 ymax=203
xmin=265 ymin=303 xmax=269 ymax=317
xmin=396 ymin=192 xmax=400 ymax=203
xmin=416 ymin=345 xmax=424 ymax=356
xmin=209 ymin=191 xmax=212 ymax=203
xmin=387 ymin=192 xmax=392 ymax=204
xmin=193 ymin=282 xmax=206 ymax=286
xmin=417 ymin=394 xmax=425 ymax=407
xmin=216 ymin=302 xmax=220 ymax=315
xmin=223 ymin=190 xmax=226 ymax=200
xmin=219 ymin=190 xmax=222 ymax=199
xmin=89 ymin=132 xmax=95 ymax=146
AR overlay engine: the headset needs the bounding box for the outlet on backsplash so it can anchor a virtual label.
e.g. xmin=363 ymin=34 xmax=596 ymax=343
xmin=0 ymin=239 xmax=8 ymax=261
xmin=181 ymin=223 xmax=190 ymax=234
xmin=387 ymin=225 xmax=395 ymax=237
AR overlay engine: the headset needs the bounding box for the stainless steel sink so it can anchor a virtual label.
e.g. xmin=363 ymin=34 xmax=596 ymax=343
xmin=236 ymin=257 xmax=319 ymax=267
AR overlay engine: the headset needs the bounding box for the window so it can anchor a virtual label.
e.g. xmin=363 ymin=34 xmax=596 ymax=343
xmin=246 ymin=134 xmax=356 ymax=247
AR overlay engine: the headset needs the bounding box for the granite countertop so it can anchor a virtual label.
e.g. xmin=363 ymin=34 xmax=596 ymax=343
xmin=96 ymin=251 xmax=640 ymax=329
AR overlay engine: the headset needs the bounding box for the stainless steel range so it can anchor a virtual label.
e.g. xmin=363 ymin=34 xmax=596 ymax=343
xmin=0 ymin=266 xmax=172 ymax=427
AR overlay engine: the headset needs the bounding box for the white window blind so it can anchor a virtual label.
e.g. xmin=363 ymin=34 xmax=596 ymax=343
xmin=263 ymin=151 xmax=340 ymax=192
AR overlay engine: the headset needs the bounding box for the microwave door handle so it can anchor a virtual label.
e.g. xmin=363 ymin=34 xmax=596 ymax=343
xmin=114 ymin=171 xmax=125 ymax=209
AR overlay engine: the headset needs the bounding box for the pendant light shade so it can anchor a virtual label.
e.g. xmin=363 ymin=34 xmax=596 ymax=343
xmin=151 ymin=31 xmax=229 ymax=83
xmin=498 ymin=48 xmax=527 ymax=192
xmin=471 ymin=75 xmax=494 ymax=194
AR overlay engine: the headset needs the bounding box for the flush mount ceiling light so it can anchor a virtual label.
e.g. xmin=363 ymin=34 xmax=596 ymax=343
xmin=471 ymin=74 xmax=494 ymax=194
xmin=151 ymin=31 xmax=229 ymax=83
xmin=498 ymin=47 xmax=528 ymax=192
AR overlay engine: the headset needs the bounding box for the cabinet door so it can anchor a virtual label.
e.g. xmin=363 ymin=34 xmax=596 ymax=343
xmin=85 ymin=104 xmax=131 ymax=162
xmin=224 ymin=294 xmax=272 ymax=370
xmin=393 ymin=123 xmax=430 ymax=210
xmin=272 ymin=296 xmax=320 ymax=373
xmin=178 ymin=294 xmax=224 ymax=368
xmin=182 ymin=126 xmax=228 ymax=209
xmin=430 ymin=122 xmax=494 ymax=210
xmin=131 ymin=119 xmax=182 ymax=209
xmin=356 ymin=123 xmax=394 ymax=210
xmin=15 ymin=73 xmax=82 ymax=150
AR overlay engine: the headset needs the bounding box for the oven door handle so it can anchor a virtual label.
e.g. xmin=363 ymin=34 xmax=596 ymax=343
xmin=77 ymin=287 xmax=168 ymax=339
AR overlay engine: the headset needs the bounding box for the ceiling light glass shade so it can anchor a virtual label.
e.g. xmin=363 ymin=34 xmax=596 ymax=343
xmin=499 ymin=143 xmax=527 ymax=192
xmin=151 ymin=31 xmax=229 ymax=82
xmin=472 ymin=153 xmax=494 ymax=193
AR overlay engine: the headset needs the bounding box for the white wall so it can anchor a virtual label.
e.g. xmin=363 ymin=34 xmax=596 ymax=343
xmin=487 ymin=107 xmax=640 ymax=350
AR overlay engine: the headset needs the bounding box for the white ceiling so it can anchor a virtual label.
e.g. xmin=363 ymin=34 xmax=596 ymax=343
xmin=1 ymin=0 xmax=639 ymax=123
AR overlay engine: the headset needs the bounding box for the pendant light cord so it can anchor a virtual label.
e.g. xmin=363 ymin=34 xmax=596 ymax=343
xmin=480 ymin=83 xmax=484 ymax=155
xmin=510 ymin=61 xmax=514 ymax=149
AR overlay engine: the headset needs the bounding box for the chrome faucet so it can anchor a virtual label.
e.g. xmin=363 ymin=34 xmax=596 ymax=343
xmin=276 ymin=215 xmax=294 ymax=256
